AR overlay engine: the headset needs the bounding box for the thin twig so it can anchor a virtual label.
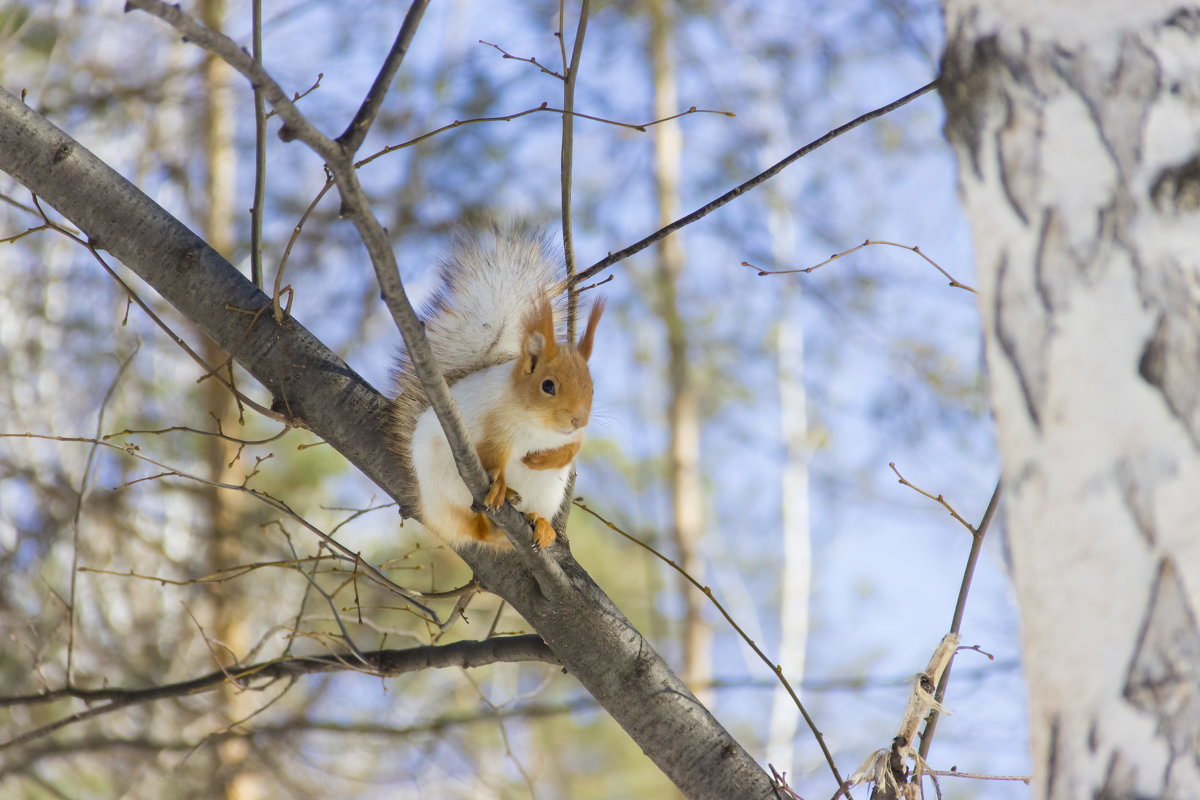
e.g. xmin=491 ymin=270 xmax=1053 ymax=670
xmin=917 ymin=479 xmax=1003 ymax=763
xmin=742 ymin=238 xmax=978 ymax=294
xmin=570 ymin=79 xmax=939 ymax=288
xmin=0 ymin=636 xmax=556 ymax=751
xmin=264 ymin=73 xmax=322 ymax=119
xmin=560 ymin=0 xmax=590 ymax=340
xmin=66 ymin=346 xmax=138 ymax=685
xmin=480 ymin=39 xmax=565 ymax=80
xmin=249 ymin=0 xmax=266 ymax=289
xmin=888 ymin=462 xmax=976 ymax=533
xmin=275 ymin=171 xmax=334 ymax=323
xmin=925 ymin=770 xmax=1029 ymax=783
xmin=355 ymin=103 xmax=732 ymax=170
xmin=104 ymin=422 xmax=290 ymax=447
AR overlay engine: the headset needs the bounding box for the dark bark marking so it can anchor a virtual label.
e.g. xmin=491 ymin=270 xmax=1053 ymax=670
xmin=1135 ymin=303 xmax=1200 ymax=450
xmin=940 ymin=27 xmax=1004 ymax=180
xmin=1124 ymin=558 xmax=1200 ymax=763
xmin=1138 ymin=313 xmax=1168 ymax=387
xmin=994 ymin=255 xmax=1044 ymax=428
xmin=1115 ymin=456 xmax=1167 ymax=546
xmin=1096 ymin=751 xmax=1152 ymax=800
xmin=1046 ymin=714 xmax=1062 ymax=799
xmin=1151 ymin=152 xmax=1200 ymax=214
xmin=1164 ymin=8 xmax=1200 ymax=35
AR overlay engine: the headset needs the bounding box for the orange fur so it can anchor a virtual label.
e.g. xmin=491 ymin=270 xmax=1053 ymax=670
xmin=528 ymin=513 xmax=557 ymax=548
xmin=522 ymin=441 xmax=582 ymax=470
xmin=578 ymin=298 xmax=605 ymax=360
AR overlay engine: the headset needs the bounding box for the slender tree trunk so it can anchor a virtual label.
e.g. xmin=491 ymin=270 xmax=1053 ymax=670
xmin=766 ymin=280 xmax=811 ymax=775
xmin=197 ymin=3 xmax=263 ymax=798
xmin=942 ymin=2 xmax=1200 ymax=796
xmin=649 ymin=0 xmax=711 ymax=701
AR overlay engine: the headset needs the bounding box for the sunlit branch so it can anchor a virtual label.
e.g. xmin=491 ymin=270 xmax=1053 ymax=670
xmin=888 ymin=462 xmax=977 ymax=533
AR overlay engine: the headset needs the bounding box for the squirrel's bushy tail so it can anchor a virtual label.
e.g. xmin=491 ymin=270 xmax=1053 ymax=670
xmin=422 ymin=223 xmax=565 ymax=376
xmin=388 ymin=222 xmax=566 ymax=520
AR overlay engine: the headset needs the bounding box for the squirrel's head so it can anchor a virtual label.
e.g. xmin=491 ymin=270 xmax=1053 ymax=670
xmin=513 ymin=296 xmax=605 ymax=435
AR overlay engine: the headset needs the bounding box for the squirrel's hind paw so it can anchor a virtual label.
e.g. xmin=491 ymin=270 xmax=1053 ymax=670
xmin=527 ymin=514 xmax=557 ymax=549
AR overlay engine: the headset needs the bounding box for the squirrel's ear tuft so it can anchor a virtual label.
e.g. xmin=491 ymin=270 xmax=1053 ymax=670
xmin=521 ymin=297 xmax=557 ymax=373
xmin=577 ymin=297 xmax=605 ymax=361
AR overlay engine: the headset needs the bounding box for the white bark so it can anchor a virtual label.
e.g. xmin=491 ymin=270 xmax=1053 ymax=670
xmin=942 ymin=2 xmax=1200 ymax=797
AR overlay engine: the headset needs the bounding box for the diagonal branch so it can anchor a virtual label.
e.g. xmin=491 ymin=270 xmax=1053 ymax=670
xmin=570 ymin=78 xmax=940 ymax=287
xmin=0 ymin=83 xmax=777 ymax=800
xmin=336 ymin=0 xmax=430 ymax=153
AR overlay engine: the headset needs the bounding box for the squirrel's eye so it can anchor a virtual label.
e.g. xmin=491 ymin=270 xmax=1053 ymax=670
xmin=541 ymin=379 xmax=556 ymax=396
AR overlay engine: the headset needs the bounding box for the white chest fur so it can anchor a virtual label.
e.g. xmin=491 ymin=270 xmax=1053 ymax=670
xmin=410 ymin=364 xmax=582 ymax=542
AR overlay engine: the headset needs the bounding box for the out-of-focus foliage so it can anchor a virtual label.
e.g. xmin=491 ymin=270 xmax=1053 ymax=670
xmin=0 ymin=1 xmax=1024 ymax=798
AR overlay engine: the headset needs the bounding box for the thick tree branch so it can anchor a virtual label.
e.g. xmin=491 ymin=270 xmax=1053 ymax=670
xmin=0 ymin=86 xmax=777 ymax=799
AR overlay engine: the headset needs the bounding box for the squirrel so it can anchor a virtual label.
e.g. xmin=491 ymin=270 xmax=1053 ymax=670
xmin=389 ymin=223 xmax=605 ymax=549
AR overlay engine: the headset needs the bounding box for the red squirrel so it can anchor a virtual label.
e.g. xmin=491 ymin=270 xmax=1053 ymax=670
xmin=390 ymin=224 xmax=604 ymax=548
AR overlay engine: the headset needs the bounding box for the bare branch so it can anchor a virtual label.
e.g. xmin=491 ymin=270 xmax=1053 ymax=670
xmin=0 ymin=636 xmax=556 ymax=751
xmin=479 ymin=39 xmax=565 ymax=80
xmin=888 ymin=462 xmax=977 ymax=533
xmin=742 ymin=238 xmax=978 ymax=293
xmin=336 ymin=1 xmax=430 ymax=153
xmin=561 ymin=0 xmax=590 ymax=339
xmin=917 ymin=479 xmax=1004 ymax=762
xmin=356 ymin=103 xmax=733 ymax=169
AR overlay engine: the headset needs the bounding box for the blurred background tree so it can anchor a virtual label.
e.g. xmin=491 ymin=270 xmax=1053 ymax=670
xmin=0 ymin=1 xmax=1019 ymax=798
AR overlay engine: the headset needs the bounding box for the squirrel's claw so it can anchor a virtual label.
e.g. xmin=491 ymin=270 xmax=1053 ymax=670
xmin=528 ymin=513 xmax=557 ymax=549
xmin=484 ymin=471 xmax=508 ymax=510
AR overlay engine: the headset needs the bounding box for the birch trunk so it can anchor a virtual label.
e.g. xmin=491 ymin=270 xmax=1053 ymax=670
xmin=650 ymin=0 xmax=712 ymax=702
xmin=942 ymin=2 xmax=1200 ymax=796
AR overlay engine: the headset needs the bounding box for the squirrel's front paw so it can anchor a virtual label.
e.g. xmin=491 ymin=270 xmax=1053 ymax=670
xmin=527 ymin=513 xmax=557 ymax=549
xmin=484 ymin=472 xmax=508 ymax=510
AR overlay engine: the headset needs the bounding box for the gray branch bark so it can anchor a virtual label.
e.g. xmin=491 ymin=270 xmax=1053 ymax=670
xmin=0 ymin=86 xmax=777 ymax=799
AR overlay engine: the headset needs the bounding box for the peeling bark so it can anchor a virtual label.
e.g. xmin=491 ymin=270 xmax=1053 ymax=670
xmin=942 ymin=1 xmax=1200 ymax=796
